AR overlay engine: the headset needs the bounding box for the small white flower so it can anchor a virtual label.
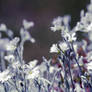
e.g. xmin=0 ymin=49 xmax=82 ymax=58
xmin=30 ymin=38 xmax=35 ymax=43
xmin=50 ymin=44 xmax=59 ymax=53
xmin=0 ymin=24 xmax=7 ymax=31
xmin=20 ymin=28 xmax=35 ymax=43
xmin=64 ymin=32 xmax=76 ymax=42
xmin=6 ymin=37 xmax=20 ymax=51
xmin=0 ymin=38 xmax=9 ymax=51
xmin=6 ymin=44 xmax=16 ymax=51
xmin=80 ymin=10 xmax=85 ymax=18
xmin=4 ymin=55 xmax=15 ymax=62
xmin=86 ymin=22 xmax=92 ymax=31
xmin=0 ymin=70 xmax=12 ymax=83
xmin=63 ymin=15 xmax=71 ymax=26
xmin=86 ymin=51 xmax=92 ymax=61
xmin=26 ymin=66 xmax=39 ymax=79
xmin=87 ymin=1 xmax=92 ymax=12
xmin=86 ymin=62 xmax=92 ymax=70
xmin=59 ymin=42 xmax=69 ymax=51
xmin=74 ymin=83 xmax=83 ymax=92
xmin=39 ymin=62 xmax=47 ymax=73
xmin=50 ymin=16 xmax=63 ymax=32
xmin=28 ymin=59 xmax=38 ymax=69
xmin=23 ymin=19 xmax=34 ymax=29
xmin=49 ymin=66 xmax=55 ymax=73
xmin=11 ymin=61 xmax=21 ymax=69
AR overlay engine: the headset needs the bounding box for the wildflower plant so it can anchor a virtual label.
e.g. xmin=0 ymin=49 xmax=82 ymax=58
xmin=0 ymin=0 xmax=92 ymax=92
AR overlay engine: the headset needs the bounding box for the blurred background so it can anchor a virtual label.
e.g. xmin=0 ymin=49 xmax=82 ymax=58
xmin=0 ymin=0 xmax=89 ymax=62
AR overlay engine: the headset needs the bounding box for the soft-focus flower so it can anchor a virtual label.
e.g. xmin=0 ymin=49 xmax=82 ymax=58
xmin=28 ymin=59 xmax=38 ymax=69
xmin=0 ymin=24 xmax=7 ymax=31
xmin=0 ymin=38 xmax=9 ymax=51
xmin=59 ymin=42 xmax=69 ymax=51
xmin=26 ymin=66 xmax=39 ymax=79
xmin=0 ymin=70 xmax=12 ymax=83
xmin=63 ymin=15 xmax=71 ymax=26
xmin=86 ymin=51 xmax=92 ymax=62
xmin=86 ymin=22 xmax=92 ymax=31
xmin=20 ymin=28 xmax=35 ymax=43
xmin=4 ymin=55 xmax=15 ymax=62
xmin=87 ymin=0 xmax=92 ymax=12
xmin=50 ymin=16 xmax=63 ymax=32
xmin=6 ymin=37 xmax=20 ymax=51
xmin=86 ymin=62 xmax=92 ymax=70
xmin=74 ymin=83 xmax=84 ymax=92
xmin=23 ymin=19 xmax=34 ymax=29
xmin=11 ymin=61 xmax=21 ymax=69
xmin=50 ymin=44 xmax=59 ymax=53
xmin=49 ymin=66 xmax=55 ymax=73
xmin=38 ymin=62 xmax=47 ymax=73
xmin=64 ymin=32 xmax=77 ymax=42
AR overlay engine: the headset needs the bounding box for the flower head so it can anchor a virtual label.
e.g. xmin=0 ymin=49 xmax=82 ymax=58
xmin=28 ymin=59 xmax=38 ymax=69
xmin=0 ymin=24 xmax=7 ymax=32
xmin=6 ymin=37 xmax=20 ymax=51
xmin=20 ymin=28 xmax=35 ymax=43
xmin=59 ymin=42 xmax=69 ymax=52
xmin=23 ymin=19 xmax=34 ymax=30
xmin=0 ymin=70 xmax=12 ymax=83
xmin=26 ymin=66 xmax=40 ymax=79
xmin=63 ymin=32 xmax=77 ymax=42
xmin=50 ymin=44 xmax=59 ymax=53
xmin=50 ymin=16 xmax=63 ymax=32
xmin=4 ymin=55 xmax=15 ymax=62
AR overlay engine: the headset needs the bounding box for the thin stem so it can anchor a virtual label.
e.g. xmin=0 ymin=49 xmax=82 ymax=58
xmin=71 ymin=42 xmax=82 ymax=75
xmin=68 ymin=59 xmax=74 ymax=92
xmin=58 ymin=56 xmax=70 ymax=92
xmin=3 ymin=83 xmax=7 ymax=92
xmin=0 ymin=52 xmax=6 ymax=71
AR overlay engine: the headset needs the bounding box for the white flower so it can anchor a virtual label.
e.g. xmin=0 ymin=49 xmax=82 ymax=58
xmin=74 ymin=83 xmax=83 ymax=92
xmin=5 ymin=37 xmax=20 ymax=51
xmin=0 ymin=38 xmax=19 ymax=51
xmin=11 ymin=61 xmax=21 ymax=69
xmin=6 ymin=44 xmax=16 ymax=51
xmin=49 ymin=66 xmax=55 ymax=73
xmin=0 ymin=24 xmax=7 ymax=31
xmin=0 ymin=70 xmax=12 ymax=83
xmin=26 ymin=66 xmax=39 ymax=79
xmin=87 ymin=1 xmax=92 ymax=12
xmin=80 ymin=10 xmax=85 ymax=18
xmin=28 ymin=59 xmax=38 ymax=69
xmin=86 ymin=22 xmax=92 ymax=32
xmin=23 ymin=19 xmax=34 ymax=29
xmin=59 ymin=42 xmax=69 ymax=51
xmin=86 ymin=51 xmax=92 ymax=61
xmin=64 ymin=32 xmax=76 ymax=42
xmin=38 ymin=62 xmax=47 ymax=73
xmin=30 ymin=38 xmax=35 ymax=43
xmin=63 ymin=15 xmax=71 ymax=26
xmin=50 ymin=16 xmax=63 ymax=32
xmin=0 ymin=38 xmax=9 ymax=51
xmin=86 ymin=62 xmax=92 ymax=70
xmin=20 ymin=28 xmax=35 ymax=43
xmin=4 ymin=55 xmax=15 ymax=62
xmin=50 ymin=44 xmax=59 ymax=53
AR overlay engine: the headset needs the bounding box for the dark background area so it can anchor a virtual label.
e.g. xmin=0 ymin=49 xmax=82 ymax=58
xmin=0 ymin=0 xmax=89 ymax=62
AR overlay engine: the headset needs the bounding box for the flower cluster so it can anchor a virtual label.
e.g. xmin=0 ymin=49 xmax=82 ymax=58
xmin=0 ymin=0 xmax=92 ymax=92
